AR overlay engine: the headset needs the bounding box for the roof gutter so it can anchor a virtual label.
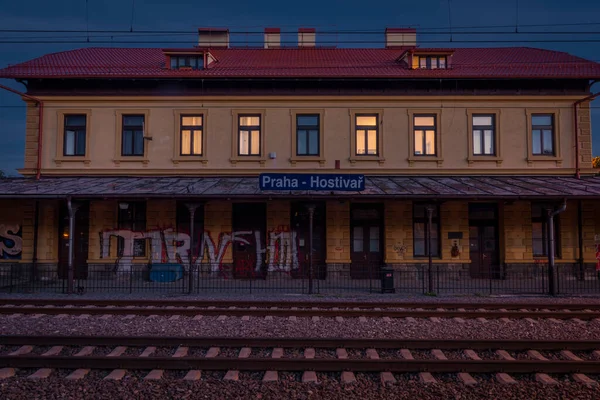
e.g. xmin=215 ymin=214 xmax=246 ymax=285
xmin=574 ymin=81 xmax=600 ymax=179
xmin=0 ymin=83 xmax=43 ymax=180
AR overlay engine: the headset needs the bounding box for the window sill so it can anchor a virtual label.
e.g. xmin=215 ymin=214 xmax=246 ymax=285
xmin=290 ymin=156 xmax=326 ymax=167
xmin=172 ymin=156 xmax=208 ymax=166
xmin=230 ymin=156 xmax=267 ymax=166
xmin=527 ymin=156 xmax=562 ymax=167
xmin=54 ymin=156 xmax=90 ymax=167
xmin=408 ymin=156 xmax=444 ymax=167
xmin=467 ymin=156 xmax=503 ymax=167
xmin=113 ymin=156 xmax=149 ymax=166
xmin=348 ymin=155 xmax=385 ymax=166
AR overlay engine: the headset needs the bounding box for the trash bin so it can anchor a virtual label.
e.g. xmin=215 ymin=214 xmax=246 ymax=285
xmin=149 ymin=263 xmax=184 ymax=282
xmin=381 ymin=267 xmax=395 ymax=294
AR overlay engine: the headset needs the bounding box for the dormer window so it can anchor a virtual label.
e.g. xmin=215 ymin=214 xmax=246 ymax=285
xmin=418 ymin=55 xmax=446 ymax=69
xmin=170 ymin=55 xmax=204 ymax=70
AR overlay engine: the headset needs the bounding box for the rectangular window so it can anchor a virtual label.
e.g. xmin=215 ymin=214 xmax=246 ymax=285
xmin=180 ymin=115 xmax=203 ymax=156
xmin=418 ymin=56 xmax=447 ymax=69
xmin=117 ymin=202 xmax=146 ymax=257
xmin=355 ymin=115 xmax=378 ymax=156
xmin=238 ymin=115 xmax=261 ymax=156
xmin=531 ymin=204 xmax=560 ymax=257
xmin=472 ymin=114 xmax=495 ymax=155
xmin=413 ymin=204 xmax=440 ymax=257
xmin=170 ymin=55 xmax=204 ymax=70
xmin=531 ymin=114 xmax=554 ymax=156
xmin=122 ymin=115 xmax=145 ymax=156
xmin=296 ymin=114 xmax=320 ymax=156
xmin=413 ymin=115 xmax=436 ymax=156
xmin=63 ymin=114 xmax=86 ymax=156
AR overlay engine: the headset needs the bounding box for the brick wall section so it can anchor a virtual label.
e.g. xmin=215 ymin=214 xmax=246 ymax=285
xmin=326 ymin=201 xmax=350 ymax=263
xmin=203 ymin=201 xmax=232 ymax=263
xmin=577 ymin=102 xmax=593 ymax=172
xmin=503 ymin=201 xmax=532 ymax=261
xmin=34 ymin=201 xmax=59 ymax=262
xmin=24 ymin=102 xmax=39 ymax=172
xmin=88 ymin=200 xmax=116 ymax=260
xmin=0 ymin=199 xmax=35 ymax=262
xmin=267 ymin=201 xmax=290 ymax=232
xmin=384 ymin=200 xmax=412 ymax=263
xmin=440 ymin=201 xmax=469 ymax=261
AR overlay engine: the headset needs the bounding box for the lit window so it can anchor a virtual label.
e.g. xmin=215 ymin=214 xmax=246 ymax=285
xmin=239 ymin=115 xmax=261 ymax=156
xmin=180 ymin=115 xmax=203 ymax=156
xmin=170 ymin=55 xmax=204 ymax=70
xmin=413 ymin=115 xmax=436 ymax=156
xmin=355 ymin=115 xmax=378 ymax=156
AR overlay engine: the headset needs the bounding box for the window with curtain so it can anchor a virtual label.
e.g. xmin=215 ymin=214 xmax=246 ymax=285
xmin=413 ymin=115 xmax=436 ymax=156
xmin=238 ymin=115 xmax=261 ymax=156
xmin=63 ymin=114 xmax=86 ymax=156
xmin=472 ymin=114 xmax=495 ymax=155
xmin=531 ymin=114 xmax=554 ymax=156
xmin=180 ymin=115 xmax=203 ymax=156
xmin=355 ymin=115 xmax=378 ymax=155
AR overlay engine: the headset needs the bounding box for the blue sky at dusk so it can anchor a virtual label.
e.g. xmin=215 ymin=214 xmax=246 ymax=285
xmin=0 ymin=0 xmax=599 ymax=175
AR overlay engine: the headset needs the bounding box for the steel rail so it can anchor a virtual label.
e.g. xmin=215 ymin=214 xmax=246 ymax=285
xmin=1 ymin=356 xmax=599 ymax=374
xmin=0 ymin=306 xmax=598 ymax=319
xmin=1 ymin=298 xmax=599 ymax=310
xmin=2 ymin=336 xmax=600 ymax=350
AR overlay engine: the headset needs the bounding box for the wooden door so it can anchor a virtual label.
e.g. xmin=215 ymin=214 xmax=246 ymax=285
xmin=468 ymin=203 xmax=499 ymax=279
xmin=350 ymin=205 xmax=383 ymax=279
xmin=291 ymin=203 xmax=326 ymax=279
xmin=58 ymin=202 xmax=90 ymax=279
xmin=232 ymin=203 xmax=266 ymax=279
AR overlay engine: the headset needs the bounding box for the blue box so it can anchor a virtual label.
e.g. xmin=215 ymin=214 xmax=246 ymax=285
xmin=149 ymin=263 xmax=184 ymax=282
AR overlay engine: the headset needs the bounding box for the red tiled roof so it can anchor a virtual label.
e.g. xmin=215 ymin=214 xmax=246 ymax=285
xmin=1 ymin=46 xmax=599 ymax=79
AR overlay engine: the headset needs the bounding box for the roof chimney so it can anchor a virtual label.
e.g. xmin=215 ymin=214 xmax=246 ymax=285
xmin=385 ymin=28 xmax=416 ymax=48
xmin=298 ymin=28 xmax=316 ymax=48
xmin=198 ymin=28 xmax=230 ymax=48
xmin=264 ymin=28 xmax=281 ymax=49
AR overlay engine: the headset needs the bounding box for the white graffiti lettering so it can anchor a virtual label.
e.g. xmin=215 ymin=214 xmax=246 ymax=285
xmin=0 ymin=224 xmax=23 ymax=259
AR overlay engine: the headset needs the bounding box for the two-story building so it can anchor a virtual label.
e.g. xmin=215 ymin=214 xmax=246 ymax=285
xmin=1 ymin=27 xmax=600 ymax=294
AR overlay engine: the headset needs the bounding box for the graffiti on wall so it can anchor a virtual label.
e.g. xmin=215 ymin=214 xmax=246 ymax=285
xmin=99 ymin=226 xmax=302 ymax=273
xmin=0 ymin=224 xmax=22 ymax=260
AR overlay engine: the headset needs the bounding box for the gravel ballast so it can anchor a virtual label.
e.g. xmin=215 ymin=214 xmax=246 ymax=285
xmin=1 ymin=378 xmax=599 ymax=400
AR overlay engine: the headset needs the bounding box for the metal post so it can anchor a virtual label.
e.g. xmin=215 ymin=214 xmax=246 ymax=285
xmin=307 ymin=204 xmax=315 ymax=295
xmin=426 ymin=205 xmax=434 ymax=294
xmin=185 ymin=203 xmax=202 ymax=294
xmin=66 ymin=198 xmax=80 ymax=295
xmin=547 ymin=200 xmax=567 ymax=296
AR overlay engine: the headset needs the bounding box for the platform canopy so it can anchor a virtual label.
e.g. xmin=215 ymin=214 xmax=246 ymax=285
xmin=1 ymin=175 xmax=600 ymax=199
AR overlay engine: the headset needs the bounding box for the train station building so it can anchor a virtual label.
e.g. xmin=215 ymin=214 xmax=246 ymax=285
xmin=1 ymin=27 xmax=600 ymax=294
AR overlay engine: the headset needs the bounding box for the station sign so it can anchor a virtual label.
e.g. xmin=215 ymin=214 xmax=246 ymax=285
xmin=259 ymin=173 xmax=365 ymax=191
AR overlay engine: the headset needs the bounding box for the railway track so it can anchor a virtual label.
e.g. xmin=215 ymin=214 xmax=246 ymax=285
xmin=1 ymin=336 xmax=599 ymax=384
xmin=1 ymin=299 xmax=600 ymax=320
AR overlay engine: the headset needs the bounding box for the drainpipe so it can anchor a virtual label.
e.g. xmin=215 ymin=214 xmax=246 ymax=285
xmin=573 ymin=83 xmax=599 ymax=179
xmin=0 ymin=83 xmax=44 ymax=180
xmin=577 ymin=199 xmax=584 ymax=281
xmin=547 ymin=199 xmax=567 ymax=296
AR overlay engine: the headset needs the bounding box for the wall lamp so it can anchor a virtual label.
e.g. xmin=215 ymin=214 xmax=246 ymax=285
xmin=119 ymin=202 xmax=130 ymax=210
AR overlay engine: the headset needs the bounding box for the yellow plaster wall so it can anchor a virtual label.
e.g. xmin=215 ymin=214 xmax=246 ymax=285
xmin=203 ymin=201 xmax=233 ymax=263
xmin=88 ymin=200 xmax=117 ymax=261
xmin=503 ymin=201 xmax=533 ymax=262
xmin=36 ymin=201 xmax=59 ymax=262
xmin=326 ymin=201 xmax=350 ymax=263
xmin=440 ymin=201 xmax=470 ymax=261
xmin=384 ymin=200 xmax=412 ymax=262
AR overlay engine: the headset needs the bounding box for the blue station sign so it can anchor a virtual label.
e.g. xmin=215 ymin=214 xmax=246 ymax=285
xmin=259 ymin=173 xmax=365 ymax=191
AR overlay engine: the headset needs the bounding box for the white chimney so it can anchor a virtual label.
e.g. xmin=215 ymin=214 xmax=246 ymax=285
xmin=298 ymin=28 xmax=316 ymax=48
xmin=385 ymin=28 xmax=416 ymax=48
xmin=198 ymin=28 xmax=230 ymax=48
xmin=264 ymin=28 xmax=281 ymax=49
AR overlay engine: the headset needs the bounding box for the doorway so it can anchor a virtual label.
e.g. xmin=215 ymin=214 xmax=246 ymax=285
xmin=232 ymin=203 xmax=266 ymax=279
xmin=58 ymin=202 xmax=90 ymax=279
xmin=290 ymin=202 xmax=326 ymax=279
xmin=350 ymin=203 xmax=383 ymax=279
xmin=468 ymin=204 xmax=499 ymax=279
